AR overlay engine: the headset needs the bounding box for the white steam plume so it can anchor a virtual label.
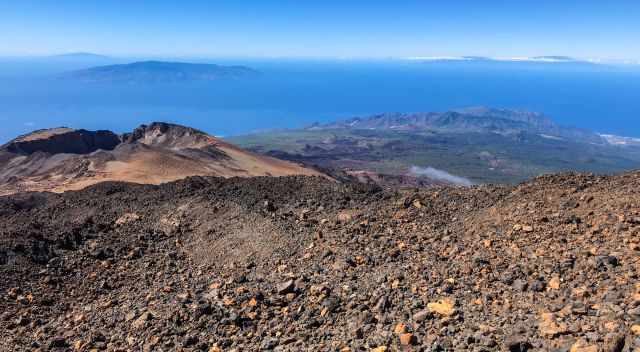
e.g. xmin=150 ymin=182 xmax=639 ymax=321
xmin=409 ymin=166 xmax=473 ymax=186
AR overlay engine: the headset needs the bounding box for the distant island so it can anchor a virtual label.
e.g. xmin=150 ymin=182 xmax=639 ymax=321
xmin=49 ymin=52 xmax=112 ymax=60
xmin=62 ymin=61 xmax=261 ymax=83
xmin=405 ymin=55 xmax=596 ymax=64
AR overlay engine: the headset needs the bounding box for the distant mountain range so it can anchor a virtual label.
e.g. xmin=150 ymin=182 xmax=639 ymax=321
xmin=230 ymin=107 xmax=640 ymax=185
xmin=62 ymin=61 xmax=260 ymax=83
xmin=308 ymin=107 xmax=607 ymax=145
xmin=48 ymin=52 xmax=112 ymax=61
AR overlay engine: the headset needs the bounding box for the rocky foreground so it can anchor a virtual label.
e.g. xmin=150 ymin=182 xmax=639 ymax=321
xmin=1 ymin=172 xmax=639 ymax=351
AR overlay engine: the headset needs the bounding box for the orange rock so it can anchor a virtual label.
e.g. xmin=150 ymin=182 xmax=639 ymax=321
xmin=631 ymin=325 xmax=640 ymax=335
xmin=538 ymin=312 xmax=568 ymax=337
xmin=393 ymin=322 xmax=408 ymax=334
xmin=399 ymin=333 xmax=415 ymax=345
xmin=73 ymin=314 xmax=86 ymax=323
xmin=222 ymin=297 xmax=235 ymax=306
xmin=548 ymin=276 xmax=561 ymax=290
xmin=572 ymin=287 xmax=588 ymax=298
xmin=569 ymin=339 xmax=598 ymax=352
xmin=604 ymin=321 xmax=620 ymax=332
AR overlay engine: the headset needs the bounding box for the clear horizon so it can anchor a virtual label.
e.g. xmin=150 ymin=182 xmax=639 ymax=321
xmin=1 ymin=1 xmax=639 ymax=61
xmin=1 ymin=53 xmax=639 ymax=64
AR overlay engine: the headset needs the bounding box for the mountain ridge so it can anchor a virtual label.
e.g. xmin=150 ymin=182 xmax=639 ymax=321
xmin=0 ymin=122 xmax=324 ymax=195
xmin=308 ymin=107 xmax=607 ymax=144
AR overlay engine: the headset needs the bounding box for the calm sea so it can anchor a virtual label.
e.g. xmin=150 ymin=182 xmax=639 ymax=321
xmin=0 ymin=59 xmax=639 ymax=143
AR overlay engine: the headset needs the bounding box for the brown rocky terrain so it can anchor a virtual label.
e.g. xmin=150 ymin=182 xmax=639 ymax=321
xmin=1 ymin=171 xmax=639 ymax=351
xmin=0 ymin=123 xmax=324 ymax=195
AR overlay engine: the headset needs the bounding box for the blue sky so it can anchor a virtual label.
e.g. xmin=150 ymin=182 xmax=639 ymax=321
xmin=1 ymin=1 xmax=639 ymax=60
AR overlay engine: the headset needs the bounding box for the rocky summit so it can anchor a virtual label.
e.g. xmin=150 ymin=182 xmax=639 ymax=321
xmin=0 ymin=122 xmax=324 ymax=195
xmin=1 ymin=171 xmax=640 ymax=351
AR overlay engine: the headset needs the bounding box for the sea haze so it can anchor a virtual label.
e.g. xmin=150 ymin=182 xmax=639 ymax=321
xmin=0 ymin=58 xmax=639 ymax=143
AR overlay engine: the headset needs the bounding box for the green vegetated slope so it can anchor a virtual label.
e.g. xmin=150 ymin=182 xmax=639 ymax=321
xmin=230 ymin=128 xmax=640 ymax=184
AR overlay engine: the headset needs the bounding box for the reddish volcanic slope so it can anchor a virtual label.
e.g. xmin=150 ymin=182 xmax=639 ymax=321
xmin=0 ymin=122 xmax=325 ymax=195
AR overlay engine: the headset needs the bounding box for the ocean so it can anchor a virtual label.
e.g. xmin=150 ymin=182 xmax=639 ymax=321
xmin=0 ymin=59 xmax=639 ymax=143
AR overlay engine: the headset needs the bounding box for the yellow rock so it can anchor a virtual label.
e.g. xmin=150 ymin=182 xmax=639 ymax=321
xmin=371 ymin=347 xmax=387 ymax=352
xmin=427 ymin=298 xmax=456 ymax=316
xmin=631 ymin=325 xmax=640 ymax=335
xmin=548 ymin=276 xmax=561 ymax=290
